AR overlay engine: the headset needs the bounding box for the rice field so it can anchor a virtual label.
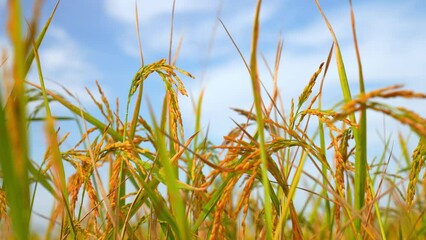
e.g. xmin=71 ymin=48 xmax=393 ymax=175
xmin=1 ymin=0 xmax=426 ymax=239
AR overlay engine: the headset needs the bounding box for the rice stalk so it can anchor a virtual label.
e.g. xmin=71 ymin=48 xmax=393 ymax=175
xmin=247 ymin=1 xmax=274 ymax=238
xmin=2 ymin=0 xmax=426 ymax=239
xmin=314 ymin=0 xmax=369 ymax=235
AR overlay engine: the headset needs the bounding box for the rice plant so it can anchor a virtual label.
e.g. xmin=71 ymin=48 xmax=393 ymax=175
xmin=1 ymin=0 xmax=426 ymax=239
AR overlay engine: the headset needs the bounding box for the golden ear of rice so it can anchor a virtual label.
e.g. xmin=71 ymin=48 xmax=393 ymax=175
xmin=0 ymin=188 xmax=6 ymax=221
xmin=297 ymin=62 xmax=324 ymax=109
xmin=128 ymin=59 xmax=193 ymax=153
xmin=407 ymin=137 xmax=426 ymax=207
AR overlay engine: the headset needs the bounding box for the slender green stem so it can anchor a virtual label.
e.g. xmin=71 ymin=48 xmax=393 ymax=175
xmin=24 ymin=0 xmax=60 ymax=76
xmin=27 ymin=82 xmax=122 ymax=141
xmin=314 ymin=1 xmax=367 ymax=234
xmin=249 ymin=1 xmax=273 ymax=239
xmin=2 ymin=2 xmax=31 ymax=239
xmin=350 ymin=0 xmax=367 ymax=234
xmin=150 ymin=101 xmax=189 ymax=239
xmin=33 ymin=33 xmax=76 ymax=239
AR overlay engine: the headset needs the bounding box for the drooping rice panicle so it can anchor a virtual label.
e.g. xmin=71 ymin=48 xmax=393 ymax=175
xmin=407 ymin=137 xmax=426 ymax=207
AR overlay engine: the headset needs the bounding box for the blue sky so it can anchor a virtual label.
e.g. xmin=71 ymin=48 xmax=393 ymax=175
xmin=1 ymin=0 xmax=425 ymax=142
xmin=1 ymin=0 xmax=426 ymax=231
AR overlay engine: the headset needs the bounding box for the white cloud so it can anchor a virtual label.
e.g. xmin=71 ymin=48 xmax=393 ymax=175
xmin=1 ymin=27 xmax=104 ymax=110
xmin=102 ymin=0 xmax=426 ymax=145
xmin=0 ymin=37 xmax=13 ymax=97
xmin=41 ymin=30 xmax=87 ymax=78
xmin=0 ymin=36 xmax=11 ymax=63
xmin=105 ymin=0 xmax=282 ymax=62
xmin=181 ymin=58 xmax=253 ymax=138
xmin=180 ymin=1 xmax=426 ymax=142
xmin=31 ymin=27 xmax=104 ymax=105
xmin=285 ymin=2 xmax=426 ymax=86
xmin=105 ymin=0 xmax=210 ymax=24
xmin=104 ymin=0 xmax=215 ymax=59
